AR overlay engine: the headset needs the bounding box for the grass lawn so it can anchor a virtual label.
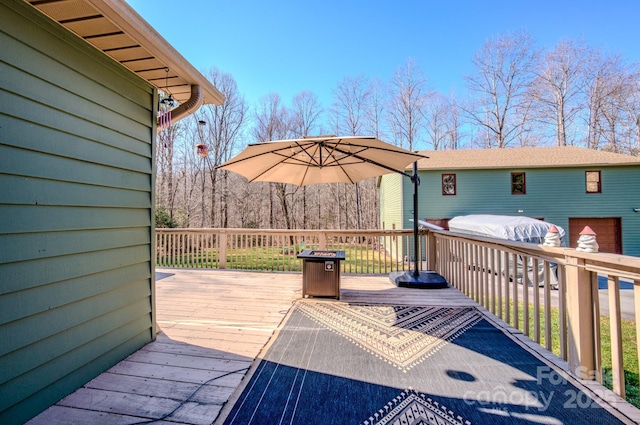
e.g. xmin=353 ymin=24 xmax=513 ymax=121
xmin=159 ymin=244 xmax=401 ymax=273
xmin=507 ymin=302 xmax=639 ymax=408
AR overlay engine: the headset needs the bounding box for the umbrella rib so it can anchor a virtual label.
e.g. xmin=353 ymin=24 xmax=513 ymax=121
xmin=323 ymin=139 xmax=356 ymax=183
xmin=215 ymin=142 xmax=318 ymax=168
xmin=329 ymin=144 xmax=418 ymax=177
xmin=294 ymin=141 xmax=322 ymax=167
xmin=234 ymin=150 xmax=309 ymax=183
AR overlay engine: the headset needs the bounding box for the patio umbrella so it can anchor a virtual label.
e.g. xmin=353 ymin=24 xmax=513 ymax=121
xmin=219 ymin=135 xmax=425 ymax=186
xmin=218 ymin=135 xmax=447 ymax=288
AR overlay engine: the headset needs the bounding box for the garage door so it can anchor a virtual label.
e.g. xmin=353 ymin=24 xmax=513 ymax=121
xmin=568 ymin=217 xmax=622 ymax=254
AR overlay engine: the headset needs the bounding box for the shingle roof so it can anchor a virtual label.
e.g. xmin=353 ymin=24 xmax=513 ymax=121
xmin=416 ymin=146 xmax=640 ymax=170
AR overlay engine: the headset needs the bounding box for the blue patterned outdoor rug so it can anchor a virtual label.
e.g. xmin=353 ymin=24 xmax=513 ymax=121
xmin=216 ymin=301 xmax=632 ymax=424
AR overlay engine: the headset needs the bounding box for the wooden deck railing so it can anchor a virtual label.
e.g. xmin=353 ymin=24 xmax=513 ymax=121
xmin=429 ymin=229 xmax=640 ymax=400
xmin=155 ymin=228 xmax=425 ymax=274
xmin=155 ymin=227 xmax=640 ymax=400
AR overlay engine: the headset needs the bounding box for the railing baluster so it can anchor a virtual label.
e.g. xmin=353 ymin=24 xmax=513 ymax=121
xmin=635 ymin=279 xmax=640 ymax=394
xmin=522 ymin=255 xmax=529 ymax=336
xmin=457 ymin=240 xmax=462 ymax=292
xmin=452 ymin=238 xmax=457 ymax=289
xmin=190 ymin=233 xmax=195 ymax=267
xmin=179 ymin=233 xmax=184 ymax=268
xmin=466 ymin=242 xmax=472 ymax=298
xmin=592 ymin=272 xmax=602 ymax=383
xmin=544 ymin=261 xmax=552 ymax=351
xmin=608 ymin=275 xmax=625 ymax=397
xmin=480 ymin=246 xmax=486 ymax=308
xmin=512 ymin=252 xmax=518 ymax=329
xmin=504 ymin=251 xmax=511 ymax=323
xmin=533 ymin=258 xmax=540 ymax=343
xmin=472 ymin=244 xmax=478 ymax=302
xmin=466 ymin=242 xmax=472 ymax=296
xmin=235 ymin=233 xmax=240 ymax=269
xmin=558 ymin=265 xmax=568 ymax=361
xmin=497 ymin=250 xmax=503 ymax=320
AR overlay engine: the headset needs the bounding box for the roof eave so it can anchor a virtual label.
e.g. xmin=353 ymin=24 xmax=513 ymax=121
xmin=416 ymin=163 xmax=640 ymax=171
xmin=86 ymin=0 xmax=224 ymax=106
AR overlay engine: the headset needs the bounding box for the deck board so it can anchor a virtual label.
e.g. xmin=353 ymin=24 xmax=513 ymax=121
xmin=27 ymin=268 xmax=639 ymax=424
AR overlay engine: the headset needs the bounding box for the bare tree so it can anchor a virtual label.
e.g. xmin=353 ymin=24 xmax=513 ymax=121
xmin=443 ymin=94 xmax=463 ymax=149
xmin=290 ymin=91 xmax=323 ymax=229
xmin=623 ymin=68 xmax=640 ymax=155
xmin=424 ymin=92 xmax=449 ymax=150
xmin=463 ymin=31 xmax=539 ymax=148
xmin=532 ymin=40 xmax=590 ymax=146
xmin=253 ymin=93 xmax=297 ymax=230
xmin=290 ymin=91 xmax=323 ymax=137
xmin=360 ymin=78 xmax=388 ymax=229
xmin=600 ymin=73 xmax=630 ymax=153
xmin=365 ymin=78 xmax=388 ymax=139
xmin=387 ymin=59 xmax=430 ymax=151
xmin=332 ymin=74 xmax=371 ymax=136
xmin=195 ymin=69 xmax=247 ymax=228
xmin=582 ymin=51 xmax=628 ymax=151
xmin=156 ymin=97 xmax=185 ymax=221
xmin=331 ymin=74 xmax=372 ymax=231
xmin=174 ymin=136 xmax=203 ymax=227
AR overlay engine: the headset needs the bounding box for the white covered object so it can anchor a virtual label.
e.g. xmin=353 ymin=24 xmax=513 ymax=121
xmin=543 ymin=231 xmax=561 ymax=247
xmin=410 ymin=218 xmax=445 ymax=231
xmin=576 ymin=235 xmax=599 ymax=252
xmin=447 ymin=215 xmax=566 ymax=287
xmin=448 ymin=215 xmax=566 ymax=245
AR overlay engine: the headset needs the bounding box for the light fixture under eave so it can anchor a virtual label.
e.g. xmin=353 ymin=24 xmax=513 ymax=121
xmin=160 ymin=94 xmax=175 ymax=108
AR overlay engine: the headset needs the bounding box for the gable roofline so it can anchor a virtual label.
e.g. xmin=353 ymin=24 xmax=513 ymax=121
xmin=26 ymin=0 xmax=224 ymax=107
xmin=414 ymin=146 xmax=640 ymax=171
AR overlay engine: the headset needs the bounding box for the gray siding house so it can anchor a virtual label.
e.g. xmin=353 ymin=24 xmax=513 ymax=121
xmin=0 ymin=0 xmax=223 ymax=423
xmin=379 ymin=146 xmax=640 ymax=256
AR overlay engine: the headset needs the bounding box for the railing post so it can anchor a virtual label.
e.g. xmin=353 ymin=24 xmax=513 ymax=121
xmin=565 ymin=253 xmax=595 ymax=379
xmin=319 ymin=232 xmax=327 ymax=250
xmin=219 ymin=230 xmax=227 ymax=269
xmin=426 ymin=230 xmax=436 ymax=271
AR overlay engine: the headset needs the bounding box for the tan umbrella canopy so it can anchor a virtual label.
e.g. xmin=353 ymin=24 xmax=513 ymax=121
xmin=218 ymin=135 xmax=427 ymax=186
xmin=219 ymin=135 xmax=447 ymax=288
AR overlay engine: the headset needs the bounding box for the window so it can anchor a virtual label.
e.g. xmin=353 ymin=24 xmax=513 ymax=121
xmin=511 ymin=172 xmax=526 ymax=195
xmin=442 ymin=174 xmax=456 ymax=195
xmin=586 ymin=170 xmax=601 ymax=193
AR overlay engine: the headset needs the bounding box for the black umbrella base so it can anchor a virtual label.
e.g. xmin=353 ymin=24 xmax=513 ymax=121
xmin=389 ymin=270 xmax=448 ymax=289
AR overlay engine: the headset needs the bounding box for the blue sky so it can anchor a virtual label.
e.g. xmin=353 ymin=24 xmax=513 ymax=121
xmin=127 ymin=0 xmax=640 ymax=110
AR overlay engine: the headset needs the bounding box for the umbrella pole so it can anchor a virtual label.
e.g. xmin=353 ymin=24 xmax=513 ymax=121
xmin=412 ymin=162 xmax=420 ymax=277
xmin=388 ymin=161 xmax=448 ymax=289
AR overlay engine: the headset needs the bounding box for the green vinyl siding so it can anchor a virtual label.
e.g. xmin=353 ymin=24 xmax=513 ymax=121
xmin=379 ymin=173 xmax=405 ymax=262
xmin=0 ymin=1 xmax=156 ymax=423
xmin=379 ymin=173 xmax=404 ymax=230
xmin=407 ymin=165 xmax=640 ymax=256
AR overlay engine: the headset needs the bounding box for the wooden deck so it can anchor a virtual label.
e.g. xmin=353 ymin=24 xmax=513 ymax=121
xmin=28 ymin=268 xmax=639 ymax=424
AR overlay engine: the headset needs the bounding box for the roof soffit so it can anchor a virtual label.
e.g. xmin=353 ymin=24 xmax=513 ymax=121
xmin=26 ymin=0 xmax=224 ymax=106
